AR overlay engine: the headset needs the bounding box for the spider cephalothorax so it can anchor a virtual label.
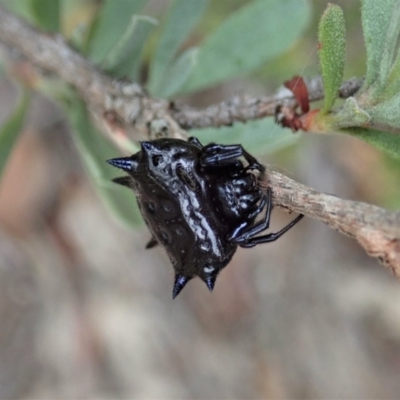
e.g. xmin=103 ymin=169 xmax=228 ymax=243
xmin=107 ymin=137 xmax=303 ymax=298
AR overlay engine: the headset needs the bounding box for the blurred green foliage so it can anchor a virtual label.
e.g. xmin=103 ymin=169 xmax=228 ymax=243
xmin=148 ymin=0 xmax=209 ymax=95
xmin=0 ymin=89 xmax=30 ymax=174
xmin=67 ymin=97 xmax=143 ymax=228
xmin=30 ymin=0 xmax=60 ymax=32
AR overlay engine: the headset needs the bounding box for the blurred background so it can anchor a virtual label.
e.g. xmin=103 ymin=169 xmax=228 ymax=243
xmin=1 ymin=0 xmax=400 ymax=398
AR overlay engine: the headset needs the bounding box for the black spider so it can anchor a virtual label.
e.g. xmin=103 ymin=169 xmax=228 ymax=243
xmin=107 ymin=137 xmax=303 ymax=298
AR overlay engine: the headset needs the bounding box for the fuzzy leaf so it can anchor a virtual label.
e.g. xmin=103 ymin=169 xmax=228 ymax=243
xmin=87 ymin=0 xmax=146 ymax=64
xmin=102 ymin=15 xmax=158 ymax=81
xmin=361 ymin=0 xmax=398 ymax=89
xmin=68 ymin=99 xmax=142 ymax=229
xmin=379 ymin=3 xmax=400 ymax=89
xmin=0 ymin=90 xmax=30 ymax=176
xmin=385 ymin=54 xmax=400 ymax=98
xmin=182 ymin=0 xmax=311 ymax=93
xmin=366 ymin=92 xmax=400 ymax=131
xmin=148 ymin=0 xmax=208 ymax=95
xmin=329 ymin=97 xmax=371 ymax=129
xmin=29 ymin=0 xmax=60 ymax=32
xmin=156 ymin=48 xmax=199 ymax=98
xmin=383 ymin=4 xmax=400 ymax=98
xmin=318 ymin=3 xmax=346 ymax=114
xmin=346 ymin=127 xmax=400 ymax=160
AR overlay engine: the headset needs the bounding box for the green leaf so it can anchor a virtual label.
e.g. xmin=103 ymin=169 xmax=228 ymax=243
xmin=379 ymin=3 xmax=400 ymax=88
xmin=345 ymin=127 xmax=400 ymax=160
xmin=156 ymin=48 xmax=199 ymax=98
xmin=318 ymin=3 xmax=346 ymax=114
xmin=366 ymin=92 xmax=400 ymax=131
xmin=102 ymin=15 xmax=158 ymax=81
xmin=148 ymin=0 xmax=208 ymax=95
xmin=29 ymin=0 xmax=60 ymax=32
xmin=69 ymin=21 xmax=89 ymax=53
xmin=192 ymin=119 xmax=300 ymax=156
xmin=385 ymin=51 xmax=400 ymax=97
xmin=2 ymin=0 xmax=35 ymax=23
xmin=382 ymin=3 xmax=400 ymax=97
xmin=67 ymin=99 xmax=142 ymax=229
xmin=182 ymin=0 xmax=311 ymax=93
xmin=361 ymin=0 xmax=398 ymax=89
xmin=0 ymin=90 xmax=30 ymax=176
xmin=328 ymin=97 xmax=371 ymax=129
xmin=87 ymin=0 xmax=146 ymax=64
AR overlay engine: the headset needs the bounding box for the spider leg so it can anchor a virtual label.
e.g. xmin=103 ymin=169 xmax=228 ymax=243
xmin=227 ymin=194 xmax=268 ymax=241
xmin=241 ymin=148 xmax=266 ymax=172
xmin=231 ymin=187 xmax=304 ymax=247
xmin=200 ymin=143 xmax=265 ymax=172
xmin=200 ymin=144 xmax=242 ymax=166
xmin=246 ymin=194 xmax=267 ymax=221
xmin=188 ymin=137 xmax=203 ymax=148
xmin=238 ymin=214 xmax=304 ymax=248
xmin=230 ymin=188 xmax=273 ymax=243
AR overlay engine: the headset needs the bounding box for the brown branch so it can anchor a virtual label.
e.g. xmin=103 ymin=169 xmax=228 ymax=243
xmin=0 ymin=6 xmax=398 ymax=274
xmin=171 ymin=77 xmax=363 ymax=129
xmin=268 ymin=171 xmax=400 ymax=275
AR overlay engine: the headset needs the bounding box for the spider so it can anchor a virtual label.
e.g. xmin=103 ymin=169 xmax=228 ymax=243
xmin=107 ymin=137 xmax=303 ymax=298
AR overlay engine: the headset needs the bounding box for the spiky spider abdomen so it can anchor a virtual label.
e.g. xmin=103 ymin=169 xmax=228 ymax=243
xmin=108 ymin=137 xmax=303 ymax=298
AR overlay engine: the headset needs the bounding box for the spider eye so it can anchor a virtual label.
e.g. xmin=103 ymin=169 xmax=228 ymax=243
xmin=152 ymin=155 xmax=163 ymax=167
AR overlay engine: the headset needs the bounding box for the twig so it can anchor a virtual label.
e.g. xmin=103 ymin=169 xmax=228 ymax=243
xmin=267 ymin=170 xmax=400 ymax=275
xmin=0 ymin=6 xmax=398 ymax=274
xmin=171 ymin=77 xmax=363 ymax=129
